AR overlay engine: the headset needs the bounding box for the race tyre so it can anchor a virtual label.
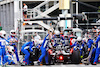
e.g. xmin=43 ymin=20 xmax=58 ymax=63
xmin=48 ymin=54 xmax=55 ymax=65
xmin=71 ymin=50 xmax=81 ymax=64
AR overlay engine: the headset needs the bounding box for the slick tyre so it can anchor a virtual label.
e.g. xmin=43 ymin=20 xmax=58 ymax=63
xmin=71 ymin=50 xmax=81 ymax=64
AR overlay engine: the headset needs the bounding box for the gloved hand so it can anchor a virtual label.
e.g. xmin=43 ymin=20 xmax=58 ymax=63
xmin=93 ymin=42 xmax=96 ymax=45
xmin=12 ymin=44 xmax=16 ymax=47
xmin=29 ymin=50 xmax=33 ymax=54
xmin=46 ymin=48 xmax=49 ymax=51
xmin=69 ymin=45 xmax=72 ymax=48
xmin=88 ymin=48 xmax=90 ymax=51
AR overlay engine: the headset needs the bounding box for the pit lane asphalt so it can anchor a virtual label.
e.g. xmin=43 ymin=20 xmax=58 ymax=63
xmin=3 ymin=64 xmax=100 ymax=67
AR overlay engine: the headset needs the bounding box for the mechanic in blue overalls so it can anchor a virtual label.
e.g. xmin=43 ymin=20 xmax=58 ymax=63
xmin=7 ymin=30 xmax=19 ymax=64
xmin=93 ymin=30 xmax=100 ymax=65
xmin=0 ymin=30 xmax=15 ymax=65
xmin=53 ymin=30 xmax=64 ymax=47
xmin=71 ymin=37 xmax=84 ymax=58
xmin=0 ymin=30 xmax=8 ymax=65
xmin=38 ymin=31 xmax=53 ymax=65
xmin=0 ymin=38 xmax=2 ymax=65
xmin=21 ymin=36 xmax=34 ymax=65
xmin=87 ymin=36 xmax=96 ymax=63
xmin=63 ymin=32 xmax=70 ymax=46
xmin=4 ymin=46 xmax=15 ymax=65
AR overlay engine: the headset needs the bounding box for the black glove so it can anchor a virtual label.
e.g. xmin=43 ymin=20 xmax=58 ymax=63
xmin=69 ymin=45 xmax=72 ymax=48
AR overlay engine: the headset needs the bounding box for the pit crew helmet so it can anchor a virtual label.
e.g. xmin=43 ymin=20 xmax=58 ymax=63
xmin=98 ymin=30 xmax=100 ymax=33
xmin=7 ymin=46 xmax=14 ymax=55
xmin=98 ymin=26 xmax=100 ymax=30
xmin=55 ymin=30 xmax=60 ymax=35
xmin=64 ymin=32 xmax=68 ymax=36
xmin=64 ymin=32 xmax=68 ymax=39
xmin=0 ymin=30 xmax=6 ymax=38
xmin=77 ymin=37 xmax=82 ymax=42
xmin=10 ymin=30 xmax=16 ymax=36
xmin=88 ymin=35 xmax=92 ymax=39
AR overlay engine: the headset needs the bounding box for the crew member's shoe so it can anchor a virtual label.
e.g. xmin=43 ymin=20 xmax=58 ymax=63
xmin=45 ymin=63 xmax=49 ymax=66
xmin=40 ymin=63 xmax=43 ymax=66
xmin=37 ymin=61 xmax=43 ymax=66
xmin=92 ymin=62 xmax=97 ymax=65
xmin=17 ymin=61 xmax=21 ymax=65
xmin=21 ymin=62 xmax=27 ymax=66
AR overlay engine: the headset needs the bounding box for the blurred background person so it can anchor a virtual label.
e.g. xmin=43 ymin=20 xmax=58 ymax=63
xmin=34 ymin=32 xmax=41 ymax=46
xmin=23 ymin=3 xmax=28 ymax=18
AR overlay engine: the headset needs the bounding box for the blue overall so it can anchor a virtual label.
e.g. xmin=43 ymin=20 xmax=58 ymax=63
xmin=87 ymin=39 xmax=94 ymax=49
xmin=36 ymin=44 xmax=41 ymax=49
xmin=4 ymin=52 xmax=15 ymax=65
xmin=7 ymin=36 xmax=11 ymax=41
xmin=71 ymin=41 xmax=84 ymax=56
xmin=60 ymin=36 xmax=65 ymax=46
xmin=64 ymin=37 xmax=69 ymax=46
xmin=0 ymin=37 xmax=7 ymax=65
xmin=38 ymin=34 xmax=49 ymax=64
xmin=0 ymin=47 xmax=2 ymax=65
xmin=93 ymin=35 xmax=100 ymax=63
xmin=21 ymin=41 xmax=33 ymax=65
xmin=53 ymin=35 xmax=64 ymax=47
xmin=7 ymin=36 xmax=19 ymax=62
xmin=87 ymin=39 xmax=96 ymax=62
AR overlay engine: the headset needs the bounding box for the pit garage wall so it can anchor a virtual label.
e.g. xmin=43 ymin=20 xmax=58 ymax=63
xmin=0 ymin=0 xmax=20 ymax=34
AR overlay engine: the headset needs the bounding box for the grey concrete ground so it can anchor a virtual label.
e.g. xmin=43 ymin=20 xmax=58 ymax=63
xmin=3 ymin=64 xmax=100 ymax=67
xmin=4 ymin=54 xmax=100 ymax=67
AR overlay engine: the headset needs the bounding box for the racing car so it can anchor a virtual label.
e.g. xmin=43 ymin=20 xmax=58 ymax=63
xmin=48 ymin=45 xmax=81 ymax=64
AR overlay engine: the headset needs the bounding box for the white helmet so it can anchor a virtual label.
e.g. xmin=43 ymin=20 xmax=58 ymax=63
xmin=98 ymin=26 xmax=100 ymax=29
xmin=88 ymin=35 xmax=92 ymax=39
xmin=83 ymin=37 xmax=88 ymax=43
xmin=71 ymin=39 xmax=76 ymax=44
xmin=7 ymin=46 xmax=14 ymax=54
xmin=0 ymin=30 xmax=6 ymax=37
xmin=64 ymin=32 xmax=68 ymax=36
xmin=77 ymin=37 xmax=82 ymax=41
xmin=98 ymin=30 xmax=100 ymax=33
xmin=10 ymin=30 xmax=16 ymax=36
xmin=55 ymin=30 xmax=60 ymax=35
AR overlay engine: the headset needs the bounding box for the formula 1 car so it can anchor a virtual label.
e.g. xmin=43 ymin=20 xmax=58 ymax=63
xmin=48 ymin=45 xmax=81 ymax=64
